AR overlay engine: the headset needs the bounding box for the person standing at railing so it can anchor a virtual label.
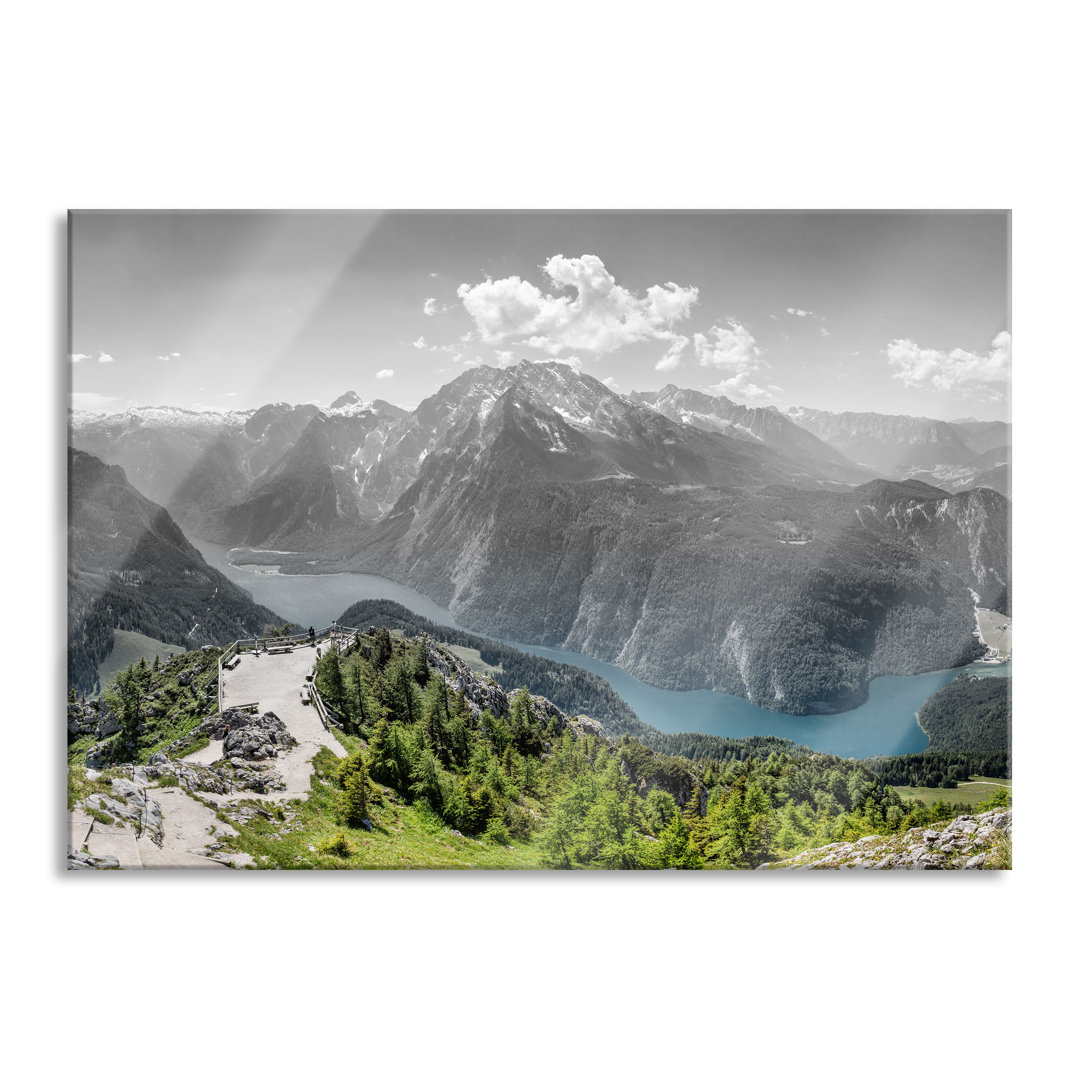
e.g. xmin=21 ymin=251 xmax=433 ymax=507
xmin=309 ymin=626 xmax=315 ymax=645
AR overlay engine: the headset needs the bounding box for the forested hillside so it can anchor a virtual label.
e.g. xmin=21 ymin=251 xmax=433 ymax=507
xmin=916 ymin=676 xmax=1010 ymax=753
xmin=336 ymin=599 xmax=808 ymax=763
xmin=68 ymin=448 xmax=285 ymax=694
xmin=294 ymin=627 xmax=1010 ymax=868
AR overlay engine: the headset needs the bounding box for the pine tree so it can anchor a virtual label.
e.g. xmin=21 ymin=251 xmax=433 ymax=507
xmin=411 ymin=747 xmax=444 ymax=811
xmin=384 ymin=657 xmax=418 ymax=725
xmin=411 ymin=640 xmax=431 ymax=687
xmin=539 ymin=804 xmax=575 ymax=868
xmin=367 ymin=717 xmax=413 ymax=793
xmin=319 ymin=650 xmax=346 ymax=711
xmin=420 ymin=677 xmax=450 ymax=763
xmin=509 ymin=688 xmax=543 ymax=756
xmin=108 ymin=667 xmax=143 ymax=760
xmin=371 ymin=627 xmax=393 ymax=670
xmin=657 ymin=810 xmax=703 ymax=869
xmin=340 ymin=756 xmax=371 ymax=826
xmin=520 ymin=754 xmax=540 ymax=796
xmin=344 ymin=660 xmax=380 ymax=734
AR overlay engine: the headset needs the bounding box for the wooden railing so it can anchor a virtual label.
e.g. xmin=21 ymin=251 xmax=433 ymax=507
xmin=308 ymin=680 xmax=339 ymax=731
xmin=216 ymin=625 xmax=364 ymax=715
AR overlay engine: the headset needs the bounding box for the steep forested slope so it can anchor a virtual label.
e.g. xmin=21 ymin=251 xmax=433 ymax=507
xmin=68 ymin=449 xmax=284 ymax=694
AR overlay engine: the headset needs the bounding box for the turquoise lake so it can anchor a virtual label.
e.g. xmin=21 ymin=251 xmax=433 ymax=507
xmin=194 ymin=538 xmax=1010 ymax=759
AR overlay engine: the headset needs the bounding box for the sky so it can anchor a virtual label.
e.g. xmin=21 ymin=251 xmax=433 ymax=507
xmin=69 ymin=210 xmax=1010 ymax=421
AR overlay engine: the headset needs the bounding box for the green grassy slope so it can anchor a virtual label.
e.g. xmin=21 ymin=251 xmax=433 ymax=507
xmin=97 ymin=628 xmax=180 ymax=690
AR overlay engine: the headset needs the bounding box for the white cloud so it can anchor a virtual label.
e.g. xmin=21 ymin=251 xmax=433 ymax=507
xmin=654 ymin=334 xmax=689 ymax=372
xmin=694 ymin=320 xmax=774 ymax=401
xmin=97 ymin=351 xmax=115 ymax=364
xmin=695 ymin=319 xmax=762 ymax=373
xmin=423 ymin=297 xmax=452 ymax=316
xmin=69 ymin=353 xmax=90 ymax=363
xmin=782 ymin=307 xmax=829 ymax=333
xmin=602 ymin=376 xmax=619 ymax=390
xmin=171 ymin=352 xmax=180 ymax=358
xmin=457 ymin=253 xmax=698 ymax=357
xmin=887 ymin=331 xmax=1011 ymax=392
xmin=494 ymin=349 xmax=516 ymax=364
xmin=429 ymin=272 xmax=439 ymax=279
xmin=375 ymin=368 xmax=394 ymax=380
xmin=415 ymin=335 xmax=469 ymax=363
xmin=704 ymin=373 xmax=778 ymax=402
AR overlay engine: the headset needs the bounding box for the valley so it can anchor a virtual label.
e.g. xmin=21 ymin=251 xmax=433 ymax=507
xmin=63 ymin=212 xmax=1014 ymax=879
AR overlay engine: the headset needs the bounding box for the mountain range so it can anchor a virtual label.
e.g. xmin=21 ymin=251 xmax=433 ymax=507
xmin=69 ymin=362 xmax=1010 ymax=712
xmin=784 ymin=405 xmax=1010 ymax=495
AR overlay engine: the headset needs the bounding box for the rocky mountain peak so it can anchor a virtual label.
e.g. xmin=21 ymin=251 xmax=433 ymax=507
xmin=330 ymin=390 xmax=363 ymax=409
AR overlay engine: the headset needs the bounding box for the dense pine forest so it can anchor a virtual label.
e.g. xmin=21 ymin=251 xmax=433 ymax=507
xmin=298 ymin=627 xmax=1009 ymax=869
xmin=335 ymin=599 xmax=640 ymax=730
xmin=336 ymin=599 xmax=809 ymax=763
xmin=914 ymin=675 xmax=1010 ymax=753
xmin=862 ymin=749 xmax=1010 ymax=787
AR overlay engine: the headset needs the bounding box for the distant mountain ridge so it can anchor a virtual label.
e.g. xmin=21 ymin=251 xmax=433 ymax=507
xmin=631 ymin=385 xmax=871 ymax=483
xmin=783 ymin=404 xmax=1010 ymax=495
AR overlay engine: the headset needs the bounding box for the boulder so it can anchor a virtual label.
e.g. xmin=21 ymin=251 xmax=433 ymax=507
xmin=222 ymin=710 xmax=297 ymax=760
xmin=96 ymin=713 xmax=122 ymax=738
xmin=85 ymin=740 xmax=113 ymax=770
xmin=67 ymin=848 xmax=120 ymax=870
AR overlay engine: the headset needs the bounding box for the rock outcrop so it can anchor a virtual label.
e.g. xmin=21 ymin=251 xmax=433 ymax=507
xmin=757 ymin=809 xmax=1012 ymax=870
xmin=68 ymin=700 xmax=121 ymax=741
xmin=67 ymin=848 xmax=120 ymax=870
xmin=80 ymin=777 xmax=165 ymax=847
xmin=424 ymin=637 xmax=606 ymax=740
xmin=203 ymin=708 xmax=298 ymax=760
